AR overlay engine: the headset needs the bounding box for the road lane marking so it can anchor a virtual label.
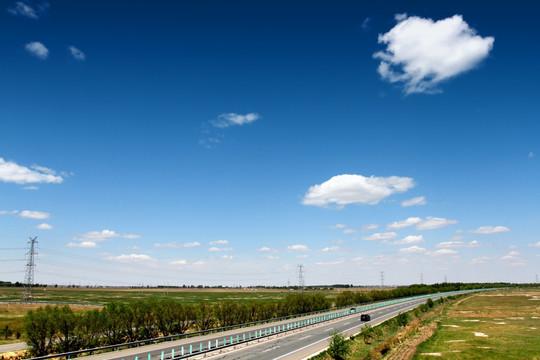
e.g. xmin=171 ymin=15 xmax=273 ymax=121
xmin=262 ymin=346 xmax=280 ymax=353
xmin=324 ymin=328 xmax=334 ymax=332
xmin=299 ymin=335 xmax=312 ymax=341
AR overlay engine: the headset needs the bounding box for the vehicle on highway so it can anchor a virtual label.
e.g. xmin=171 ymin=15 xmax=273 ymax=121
xmin=360 ymin=313 xmax=371 ymax=321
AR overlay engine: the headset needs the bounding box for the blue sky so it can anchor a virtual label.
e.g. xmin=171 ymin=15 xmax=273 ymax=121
xmin=1 ymin=0 xmax=539 ymax=287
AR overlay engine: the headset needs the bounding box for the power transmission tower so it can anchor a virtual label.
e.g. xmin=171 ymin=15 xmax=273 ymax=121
xmin=420 ymin=273 xmax=423 ymax=284
xmin=536 ymin=274 xmax=538 ymax=284
xmin=297 ymin=264 xmax=305 ymax=293
xmin=23 ymin=237 xmax=38 ymax=302
xmin=444 ymin=275 xmax=447 ymax=283
xmin=380 ymin=271 xmax=384 ymax=287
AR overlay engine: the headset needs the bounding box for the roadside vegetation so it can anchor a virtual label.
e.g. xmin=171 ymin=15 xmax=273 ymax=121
xmin=313 ymin=295 xmax=454 ymax=360
xmin=412 ymin=288 xmax=540 ymax=359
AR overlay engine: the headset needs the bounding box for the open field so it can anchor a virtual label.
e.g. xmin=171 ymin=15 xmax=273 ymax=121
xmin=0 ymin=287 xmax=309 ymax=305
xmin=413 ymin=289 xmax=540 ymax=359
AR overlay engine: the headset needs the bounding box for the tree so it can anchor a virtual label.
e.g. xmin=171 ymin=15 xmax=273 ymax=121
xmin=0 ymin=325 xmax=13 ymax=340
xmin=327 ymin=332 xmax=350 ymax=360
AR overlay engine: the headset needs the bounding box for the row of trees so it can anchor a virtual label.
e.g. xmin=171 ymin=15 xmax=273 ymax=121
xmin=25 ymin=293 xmax=331 ymax=356
xmin=334 ymin=282 xmax=508 ymax=307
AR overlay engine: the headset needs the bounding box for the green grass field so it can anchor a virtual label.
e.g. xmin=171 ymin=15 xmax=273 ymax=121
xmin=413 ymin=289 xmax=540 ymax=359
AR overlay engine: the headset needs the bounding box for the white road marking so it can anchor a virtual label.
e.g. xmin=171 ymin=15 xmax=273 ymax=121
xmin=299 ymin=335 xmax=312 ymax=341
xmin=324 ymin=328 xmax=334 ymax=332
xmin=262 ymin=346 xmax=280 ymax=353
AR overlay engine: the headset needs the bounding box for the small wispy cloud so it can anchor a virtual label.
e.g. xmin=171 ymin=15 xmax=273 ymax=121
xmin=8 ymin=2 xmax=38 ymax=19
xmin=67 ymin=241 xmax=98 ymax=248
xmin=106 ymin=254 xmax=156 ymax=263
xmin=25 ymin=41 xmax=49 ymax=59
xmin=387 ymin=217 xmax=423 ymax=230
xmin=363 ymin=232 xmax=398 ymax=241
xmin=399 ymin=245 xmax=426 ymax=254
xmin=208 ymin=247 xmax=233 ymax=252
xmin=469 ymin=226 xmax=510 ymax=234
xmin=36 ymin=223 xmax=53 ymax=230
xmin=529 ymin=152 xmax=535 ymax=158
xmin=0 ymin=210 xmax=18 ymax=215
xmin=401 ymin=196 xmax=426 ymax=207
xmin=330 ymin=224 xmax=347 ymax=229
xmin=211 ymin=113 xmax=260 ymax=128
xmin=343 ymin=228 xmax=358 ymax=234
xmin=362 ymin=224 xmax=379 ymax=231
xmin=69 ymin=46 xmax=86 ymax=61
xmin=388 ymin=235 xmax=424 ymax=245
xmin=20 ymin=210 xmax=50 ymax=219
xmin=321 ymin=246 xmax=340 ymax=252
xmin=286 ymin=244 xmax=310 ymax=251
xmin=436 ymin=240 xmax=479 ymax=248
xmin=74 ymin=230 xmax=140 ymax=242
xmin=209 ymin=239 xmax=229 ymax=245
xmin=154 ymin=241 xmax=201 ymax=248
xmin=416 ymin=217 xmax=458 ymax=230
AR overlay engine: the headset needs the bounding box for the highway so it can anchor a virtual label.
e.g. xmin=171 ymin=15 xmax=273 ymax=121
xmin=79 ymin=292 xmax=462 ymax=360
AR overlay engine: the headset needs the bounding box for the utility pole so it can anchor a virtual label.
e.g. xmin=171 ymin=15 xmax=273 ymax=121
xmin=23 ymin=237 xmax=38 ymax=302
xmin=536 ymin=274 xmax=538 ymax=284
xmin=297 ymin=264 xmax=305 ymax=293
xmin=380 ymin=271 xmax=384 ymax=287
xmin=444 ymin=275 xmax=447 ymax=283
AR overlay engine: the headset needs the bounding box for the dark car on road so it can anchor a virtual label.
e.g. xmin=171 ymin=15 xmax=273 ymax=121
xmin=360 ymin=314 xmax=371 ymax=321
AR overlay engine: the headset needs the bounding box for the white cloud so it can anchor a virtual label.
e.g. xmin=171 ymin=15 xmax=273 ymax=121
xmin=450 ymin=235 xmax=464 ymax=241
xmin=321 ymin=246 xmax=339 ymax=252
xmin=287 ymin=244 xmax=310 ymax=251
xmin=529 ymin=241 xmax=540 ymax=248
xmin=302 ymin=174 xmax=415 ymax=207
xmin=0 ymin=158 xmax=63 ymax=184
xmin=401 ymin=196 xmax=427 ymax=207
xmin=469 ymin=226 xmax=510 ymax=234
xmin=353 ymin=256 xmax=364 ymax=262
xmin=316 ymin=259 xmax=345 ymax=266
xmin=69 ymin=46 xmax=86 ymax=61
xmin=222 ymin=255 xmax=234 ymax=260
xmin=154 ymin=241 xmax=201 ymax=248
xmin=67 ymin=241 xmax=98 ymax=248
xmin=170 ymin=259 xmax=187 ymax=266
xmin=389 ymin=235 xmax=424 ymax=245
xmin=529 ymin=152 xmax=535 ymax=159
xmin=296 ymin=254 xmax=308 ymax=259
xmin=19 ymin=210 xmax=50 ymax=219
xmin=211 ymin=113 xmax=260 ymax=128
xmin=363 ymin=224 xmax=379 ymax=231
xmin=208 ymin=247 xmax=233 ymax=252
xmin=471 ymin=256 xmax=492 ymax=264
xmin=374 ymin=14 xmax=494 ymax=94
xmin=343 ymin=229 xmax=358 ymax=234
xmin=431 ymin=249 xmax=458 ymax=256
xmin=387 ymin=217 xmax=423 ymax=230
xmin=36 ymin=223 xmax=52 ymax=230
xmin=266 ymin=255 xmax=279 ymax=260
xmin=209 ymin=239 xmax=229 ymax=245
xmin=257 ymin=246 xmax=277 ymax=252
xmin=8 ymin=2 xmax=38 ymax=19
xmin=75 ymin=230 xmax=140 ymax=242
xmin=436 ymin=240 xmax=479 ymax=248
xmin=25 ymin=41 xmax=49 ymax=59
xmin=501 ymin=251 xmax=520 ymax=260
xmin=24 ymin=186 xmax=39 ymax=190
xmin=106 ymin=254 xmax=156 ymax=263
xmin=363 ymin=232 xmax=398 ymax=241
xmin=0 ymin=210 xmax=18 ymax=215
xmin=193 ymin=260 xmax=206 ymax=266
xmin=416 ymin=217 xmax=458 ymax=230
xmin=399 ymin=245 xmax=427 ymax=254
xmin=330 ymin=224 xmax=347 ymax=229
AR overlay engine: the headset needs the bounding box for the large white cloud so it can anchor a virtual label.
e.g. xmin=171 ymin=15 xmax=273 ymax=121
xmin=302 ymin=174 xmax=415 ymax=207
xmin=374 ymin=14 xmax=494 ymax=94
xmin=25 ymin=41 xmax=49 ymax=59
xmin=0 ymin=158 xmax=63 ymax=184
xmin=469 ymin=226 xmax=510 ymax=234
xmin=387 ymin=217 xmax=423 ymax=230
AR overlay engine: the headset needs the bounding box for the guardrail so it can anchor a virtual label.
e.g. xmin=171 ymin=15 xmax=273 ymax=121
xmin=26 ymin=288 xmax=489 ymax=360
